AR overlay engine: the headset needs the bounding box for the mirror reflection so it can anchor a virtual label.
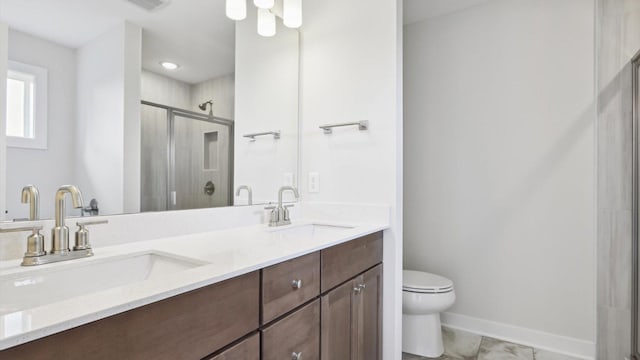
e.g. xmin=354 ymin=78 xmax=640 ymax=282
xmin=0 ymin=0 xmax=299 ymax=220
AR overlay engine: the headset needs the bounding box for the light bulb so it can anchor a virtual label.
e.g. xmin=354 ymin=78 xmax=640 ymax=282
xmin=254 ymin=0 xmax=274 ymax=9
xmin=283 ymin=0 xmax=302 ymax=28
xmin=160 ymin=61 xmax=179 ymax=70
xmin=226 ymin=0 xmax=246 ymax=20
xmin=257 ymin=8 xmax=276 ymax=37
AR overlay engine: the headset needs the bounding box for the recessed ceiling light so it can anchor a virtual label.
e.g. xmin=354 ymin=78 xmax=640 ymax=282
xmin=160 ymin=61 xmax=179 ymax=70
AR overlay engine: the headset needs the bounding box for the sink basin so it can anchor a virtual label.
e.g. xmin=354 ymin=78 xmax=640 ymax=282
xmin=268 ymin=223 xmax=354 ymax=237
xmin=0 ymin=252 xmax=207 ymax=316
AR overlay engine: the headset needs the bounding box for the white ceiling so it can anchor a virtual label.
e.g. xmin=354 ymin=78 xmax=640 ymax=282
xmin=0 ymin=0 xmax=235 ymax=84
xmin=404 ymin=0 xmax=492 ymax=25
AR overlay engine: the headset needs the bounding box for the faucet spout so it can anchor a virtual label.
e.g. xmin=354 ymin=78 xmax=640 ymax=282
xmin=278 ymin=186 xmax=299 ymax=206
xmin=236 ymin=185 xmax=253 ymax=205
xmin=21 ymin=185 xmax=40 ymax=221
xmin=55 ymin=185 xmax=84 ymax=227
xmin=52 ymin=185 xmax=84 ymax=254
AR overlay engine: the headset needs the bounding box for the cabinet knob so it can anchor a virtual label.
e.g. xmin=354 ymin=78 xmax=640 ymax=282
xmin=292 ymin=351 xmax=302 ymax=360
xmin=353 ymin=286 xmax=362 ymax=294
xmin=291 ymin=279 xmax=303 ymax=290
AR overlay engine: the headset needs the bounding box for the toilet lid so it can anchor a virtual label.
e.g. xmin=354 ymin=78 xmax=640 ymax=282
xmin=403 ymin=270 xmax=454 ymax=293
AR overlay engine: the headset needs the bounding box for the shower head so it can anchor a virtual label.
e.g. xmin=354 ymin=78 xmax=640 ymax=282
xmin=199 ymin=100 xmax=213 ymax=112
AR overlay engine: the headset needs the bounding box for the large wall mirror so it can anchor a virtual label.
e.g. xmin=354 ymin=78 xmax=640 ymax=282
xmin=0 ymin=0 xmax=299 ymax=220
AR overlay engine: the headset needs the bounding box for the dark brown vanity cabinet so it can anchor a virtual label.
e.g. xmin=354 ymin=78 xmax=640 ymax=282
xmin=209 ymin=333 xmax=260 ymax=360
xmin=0 ymin=271 xmax=260 ymax=360
xmin=261 ymin=251 xmax=320 ymax=324
xmin=320 ymin=232 xmax=383 ymax=360
xmin=0 ymin=231 xmax=383 ymax=360
xmin=262 ymin=300 xmax=320 ymax=360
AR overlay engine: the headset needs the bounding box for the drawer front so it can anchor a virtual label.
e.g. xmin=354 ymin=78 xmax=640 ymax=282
xmin=0 ymin=271 xmax=260 ymax=360
xmin=321 ymin=231 xmax=383 ymax=292
xmin=208 ymin=333 xmax=260 ymax=360
xmin=262 ymin=251 xmax=320 ymax=324
xmin=262 ymin=300 xmax=320 ymax=360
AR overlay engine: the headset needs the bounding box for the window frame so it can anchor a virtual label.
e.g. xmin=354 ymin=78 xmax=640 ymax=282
xmin=6 ymin=60 xmax=47 ymax=150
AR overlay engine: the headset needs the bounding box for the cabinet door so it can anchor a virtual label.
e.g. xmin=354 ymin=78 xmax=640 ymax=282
xmin=321 ymin=264 xmax=382 ymax=360
xmin=354 ymin=264 xmax=383 ymax=360
xmin=262 ymin=300 xmax=320 ymax=360
xmin=208 ymin=333 xmax=260 ymax=360
xmin=321 ymin=278 xmax=358 ymax=360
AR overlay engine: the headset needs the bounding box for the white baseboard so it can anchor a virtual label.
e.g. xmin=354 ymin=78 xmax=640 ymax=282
xmin=441 ymin=312 xmax=595 ymax=360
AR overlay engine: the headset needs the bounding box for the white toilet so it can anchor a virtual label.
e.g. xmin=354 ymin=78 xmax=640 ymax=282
xmin=402 ymin=270 xmax=456 ymax=358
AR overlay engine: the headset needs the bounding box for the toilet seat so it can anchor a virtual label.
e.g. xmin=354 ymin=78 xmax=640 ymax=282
xmin=403 ymin=270 xmax=454 ymax=294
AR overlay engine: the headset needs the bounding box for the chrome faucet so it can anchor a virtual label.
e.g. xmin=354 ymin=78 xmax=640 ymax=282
xmin=1 ymin=184 xmax=104 ymax=266
xmin=51 ymin=185 xmax=84 ymax=255
xmin=266 ymin=186 xmax=299 ymax=227
xmin=236 ymin=185 xmax=253 ymax=205
xmin=21 ymin=185 xmax=40 ymax=220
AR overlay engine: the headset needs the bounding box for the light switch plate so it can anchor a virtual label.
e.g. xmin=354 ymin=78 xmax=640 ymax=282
xmin=309 ymin=172 xmax=320 ymax=193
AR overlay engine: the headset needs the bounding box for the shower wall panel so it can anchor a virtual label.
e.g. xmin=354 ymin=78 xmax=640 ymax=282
xmin=173 ymin=116 xmax=230 ymax=210
xmin=596 ymin=0 xmax=640 ymax=358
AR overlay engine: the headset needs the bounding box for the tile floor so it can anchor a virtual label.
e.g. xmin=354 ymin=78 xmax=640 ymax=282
xmin=402 ymin=327 xmax=583 ymax=360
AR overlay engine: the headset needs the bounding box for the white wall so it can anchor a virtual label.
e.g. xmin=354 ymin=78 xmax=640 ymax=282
xmin=123 ymin=23 xmax=141 ymax=214
xmin=404 ymin=0 xmax=595 ymax=354
xmin=5 ymin=29 xmax=77 ymax=220
xmin=235 ymin=5 xmax=299 ymax=204
xmin=0 ymin=23 xmax=7 ymax=221
xmin=300 ymin=0 xmax=403 ymax=357
xmin=76 ymin=22 xmax=141 ymax=215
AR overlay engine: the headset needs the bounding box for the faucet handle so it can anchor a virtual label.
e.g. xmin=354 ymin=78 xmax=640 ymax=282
xmin=0 ymin=223 xmax=44 ymax=233
xmin=76 ymin=220 xmax=108 ymax=227
xmin=0 ymin=223 xmax=46 ymax=260
xmin=283 ymin=204 xmax=295 ymax=222
xmin=74 ymin=220 xmax=108 ymax=251
xmin=264 ymin=206 xmax=279 ymax=226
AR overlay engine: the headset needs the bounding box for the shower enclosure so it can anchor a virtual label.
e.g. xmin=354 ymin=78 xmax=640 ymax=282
xmin=140 ymin=100 xmax=234 ymax=212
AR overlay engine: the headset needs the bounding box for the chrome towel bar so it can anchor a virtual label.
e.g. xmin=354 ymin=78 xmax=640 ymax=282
xmin=319 ymin=120 xmax=369 ymax=134
xmin=243 ymin=131 xmax=281 ymax=141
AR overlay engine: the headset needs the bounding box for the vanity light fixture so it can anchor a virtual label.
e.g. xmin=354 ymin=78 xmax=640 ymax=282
xmin=254 ymin=0 xmax=274 ymax=9
xmin=226 ymin=0 xmax=247 ymax=20
xmin=225 ymin=0 xmax=302 ymax=37
xmin=283 ymin=0 xmax=301 ymax=28
xmin=257 ymin=8 xmax=276 ymax=37
xmin=160 ymin=61 xmax=179 ymax=70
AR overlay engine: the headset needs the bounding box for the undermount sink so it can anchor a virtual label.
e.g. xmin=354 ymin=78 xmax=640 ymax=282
xmin=0 ymin=252 xmax=207 ymax=316
xmin=268 ymin=223 xmax=354 ymax=237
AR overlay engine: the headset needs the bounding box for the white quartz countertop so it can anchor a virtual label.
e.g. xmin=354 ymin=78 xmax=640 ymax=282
xmin=0 ymin=220 xmax=388 ymax=350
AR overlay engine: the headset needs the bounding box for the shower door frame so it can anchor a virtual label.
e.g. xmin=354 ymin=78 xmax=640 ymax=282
xmin=632 ymin=51 xmax=640 ymax=360
xmin=141 ymin=100 xmax=235 ymax=210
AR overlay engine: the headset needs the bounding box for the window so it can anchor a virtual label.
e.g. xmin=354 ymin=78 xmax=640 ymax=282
xmin=5 ymin=61 xmax=47 ymax=149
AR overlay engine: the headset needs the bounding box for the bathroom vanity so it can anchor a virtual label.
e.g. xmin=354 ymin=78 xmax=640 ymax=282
xmin=0 ymin=224 xmax=383 ymax=360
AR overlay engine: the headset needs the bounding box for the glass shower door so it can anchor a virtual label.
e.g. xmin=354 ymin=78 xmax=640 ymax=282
xmin=140 ymin=104 xmax=169 ymax=212
xmin=140 ymin=102 xmax=233 ymax=212
xmin=171 ymin=113 xmax=232 ymax=210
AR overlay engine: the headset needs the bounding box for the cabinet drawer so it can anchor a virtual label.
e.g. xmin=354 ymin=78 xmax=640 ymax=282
xmin=0 ymin=271 xmax=260 ymax=360
xmin=207 ymin=333 xmax=260 ymax=360
xmin=321 ymin=231 xmax=383 ymax=292
xmin=262 ymin=300 xmax=320 ymax=360
xmin=262 ymin=252 xmax=320 ymax=324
